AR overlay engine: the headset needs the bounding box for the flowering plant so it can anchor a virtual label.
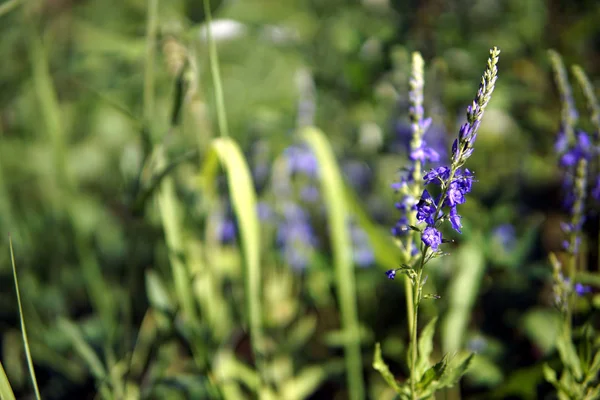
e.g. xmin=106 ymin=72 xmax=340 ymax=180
xmin=374 ymin=47 xmax=500 ymax=399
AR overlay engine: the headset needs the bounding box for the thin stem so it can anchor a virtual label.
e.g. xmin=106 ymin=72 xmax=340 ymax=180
xmin=143 ymin=0 xmax=159 ymax=130
xmin=203 ymin=0 xmax=230 ymax=138
xmin=9 ymin=236 xmax=41 ymax=400
xmin=410 ymin=251 xmax=426 ymax=399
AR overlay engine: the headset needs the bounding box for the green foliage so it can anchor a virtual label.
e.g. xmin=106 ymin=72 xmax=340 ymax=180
xmin=301 ymin=127 xmax=365 ymax=400
xmin=1 ymin=1 xmax=600 ymax=399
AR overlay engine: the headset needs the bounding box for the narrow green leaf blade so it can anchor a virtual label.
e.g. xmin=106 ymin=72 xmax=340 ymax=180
xmin=301 ymin=127 xmax=365 ymax=400
xmin=209 ymin=137 xmax=264 ymax=372
xmin=0 ymin=362 xmax=16 ymax=400
xmin=8 ymin=237 xmax=41 ymax=400
xmin=442 ymin=234 xmax=486 ymax=354
xmin=373 ymin=343 xmax=402 ymax=394
xmin=437 ymin=353 xmax=474 ymax=389
xmin=416 ymin=317 xmax=438 ymax=378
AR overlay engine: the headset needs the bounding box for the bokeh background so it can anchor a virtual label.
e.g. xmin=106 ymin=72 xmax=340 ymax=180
xmin=1 ymin=0 xmax=599 ymax=399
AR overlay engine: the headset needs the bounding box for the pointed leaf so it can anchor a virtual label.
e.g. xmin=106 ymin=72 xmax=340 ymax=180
xmin=373 ymin=343 xmax=402 ymax=394
xmin=437 ymin=353 xmax=474 ymax=389
xmin=281 ymin=364 xmax=335 ymax=400
xmin=442 ymin=235 xmax=486 ymax=354
xmin=584 ymin=350 xmax=600 ymax=386
xmin=302 ymin=127 xmax=364 ymax=399
xmin=416 ymin=317 xmax=438 ymax=378
xmin=556 ymin=327 xmax=583 ymax=380
xmin=417 ymin=355 xmax=448 ymax=391
xmin=0 ymin=362 xmax=16 ymax=400
xmin=145 ymin=270 xmax=175 ymax=313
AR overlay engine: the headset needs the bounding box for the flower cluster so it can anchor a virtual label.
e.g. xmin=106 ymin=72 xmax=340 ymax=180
xmin=414 ymin=48 xmax=497 ymax=250
xmin=391 ymin=52 xmax=442 ymax=242
xmin=414 ymin=167 xmax=474 ymax=249
xmin=386 ymin=47 xmax=500 ymax=280
xmin=276 ymin=202 xmax=318 ymax=270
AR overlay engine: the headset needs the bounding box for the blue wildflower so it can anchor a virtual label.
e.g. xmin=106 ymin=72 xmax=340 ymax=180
xmin=416 ymin=190 xmax=436 ymax=225
xmin=422 ymin=226 xmax=442 ymax=250
xmin=276 ymin=203 xmax=318 ymax=270
xmin=574 ymin=283 xmax=592 ymax=296
xmin=219 ymin=218 xmax=236 ymax=244
xmin=385 ymin=269 xmax=397 ymax=280
xmin=449 ymin=206 xmax=462 ymax=233
xmin=492 ymin=224 xmax=516 ymax=251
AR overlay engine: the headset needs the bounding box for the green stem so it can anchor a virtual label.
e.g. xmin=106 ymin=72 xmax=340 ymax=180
xmin=143 ymin=0 xmax=159 ymax=131
xmin=9 ymin=237 xmax=41 ymax=400
xmin=410 ymin=253 xmax=426 ymax=399
xmin=202 ymin=0 xmax=229 ymax=138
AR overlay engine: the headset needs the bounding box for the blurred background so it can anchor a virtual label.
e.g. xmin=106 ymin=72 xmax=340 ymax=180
xmin=0 ymin=0 xmax=599 ymax=399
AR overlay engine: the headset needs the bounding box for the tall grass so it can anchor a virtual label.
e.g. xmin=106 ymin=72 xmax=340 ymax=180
xmin=9 ymin=236 xmax=41 ymax=400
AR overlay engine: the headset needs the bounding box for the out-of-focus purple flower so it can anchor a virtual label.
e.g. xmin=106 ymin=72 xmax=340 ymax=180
xmin=574 ymin=283 xmax=592 ymax=296
xmin=343 ymin=160 xmax=372 ymax=194
xmin=394 ymin=121 xmax=448 ymax=162
xmin=467 ymin=336 xmax=487 ymax=353
xmin=300 ymin=185 xmax=320 ymax=203
xmin=257 ymin=201 xmax=273 ymax=220
xmin=592 ymin=176 xmax=600 ymax=202
xmin=285 ymin=145 xmax=318 ymax=177
xmin=350 ymin=223 xmax=374 ymax=267
xmin=276 ymin=203 xmax=318 ymax=270
xmin=492 ymin=224 xmax=516 ymax=251
xmin=558 ymin=130 xmax=593 ymax=167
xmin=410 ymin=141 xmax=440 ymax=162
xmin=219 ymin=218 xmax=236 ymax=244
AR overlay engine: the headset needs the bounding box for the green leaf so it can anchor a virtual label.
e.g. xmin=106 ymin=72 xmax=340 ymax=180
xmin=344 ymin=182 xmax=406 ymax=270
xmin=441 ymin=234 xmax=486 ymax=354
xmin=286 ymin=316 xmax=317 ymax=349
xmin=301 ymin=127 xmax=364 ymax=400
xmin=145 ymin=270 xmax=175 ymax=313
xmin=205 ymin=137 xmax=264 ymax=363
xmin=155 ymin=146 xmax=199 ymax=324
xmin=542 ymin=363 xmax=558 ymax=385
xmin=281 ymin=365 xmax=329 ymax=400
xmin=58 ymin=318 xmax=113 ymax=399
xmin=437 ymin=353 xmax=474 ymax=389
xmin=416 ymin=317 xmax=438 ymax=378
xmin=556 ymin=327 xmax=583 ymax=380
xmin=8 ymin=237 xmax=41 ymax=400
xmin=465 ymin=354 xmax=504 ymax=387
xmin=373 ymin=343 xmax=403 ymax=394
xmin=522 ymin=308 xmax=560 ymax=355
xmin=417 ymin=355 xmax=448 ymax=392
xmin=543 ymin=364 xmax=577 ymax=398
xmin=584 ymin=350 xmax=600 ymax=386
xmin=0 ymin=362 xmax=16 ymax=400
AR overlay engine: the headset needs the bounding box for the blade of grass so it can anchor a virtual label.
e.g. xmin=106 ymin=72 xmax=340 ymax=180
xmin=155 ymin=146 xmax=199 ymax=324
xmin=0 ymin=0 xmax=22 ymax=18
xmin=8 ymin=236 xmax=41 ymax=400
xmin=202 ymin=0 xmax=229 ymax=137
xmin=58 ymin=319 xmax=112 ymax=399
xmin=143 ymin=0 xmax=159 ymax=134
xmin=441 ymin=232 xmax=486 ymax=354
xmin=202 ymin=137 xmax=265 ymax=395
xmin=0 ymin=360 xmax=16 ymax=400
xmin=0 ymin=362 xmax=15 ymax=400
xmin=301 ymin=127 xmax=365 ymax=400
